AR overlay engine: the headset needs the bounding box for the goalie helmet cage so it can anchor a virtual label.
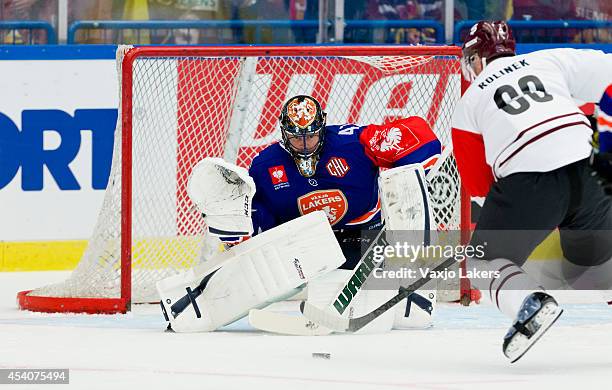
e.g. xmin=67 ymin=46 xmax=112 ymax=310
xmin=17 ymin=45 xmax=472 ymax=314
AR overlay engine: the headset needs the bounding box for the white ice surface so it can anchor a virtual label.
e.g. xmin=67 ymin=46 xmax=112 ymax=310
xmin=1 ymin=271 xmax=611 ymax=390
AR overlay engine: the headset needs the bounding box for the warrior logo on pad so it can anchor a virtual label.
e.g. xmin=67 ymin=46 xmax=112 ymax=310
xmin=298 ymin=189 xmax=348 ymax=225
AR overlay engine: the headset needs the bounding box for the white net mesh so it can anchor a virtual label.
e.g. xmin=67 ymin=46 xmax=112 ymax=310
xmin=27 ymin=46 xmax=466 ymax=306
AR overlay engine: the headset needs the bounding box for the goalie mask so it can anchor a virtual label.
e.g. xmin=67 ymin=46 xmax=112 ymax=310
xmin=279 ymin=95 xmax=327 ymax=177
xmin=461 ymin=20 xmax=516 ymax=82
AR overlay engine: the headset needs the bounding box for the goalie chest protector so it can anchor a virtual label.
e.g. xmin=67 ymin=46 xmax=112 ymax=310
xmin=248 ymin=123 xmax=439 ymax=232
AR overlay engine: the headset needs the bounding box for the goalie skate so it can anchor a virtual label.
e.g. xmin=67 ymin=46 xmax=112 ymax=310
xmin=503 ymin=292 xmax=563 ymax=363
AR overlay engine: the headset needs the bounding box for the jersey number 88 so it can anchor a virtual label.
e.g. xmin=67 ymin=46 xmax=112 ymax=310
xmin=494 ymin=75 xmax=553 ymax=115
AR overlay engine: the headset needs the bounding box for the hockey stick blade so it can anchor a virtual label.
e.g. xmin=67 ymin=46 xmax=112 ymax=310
xmin=301 ymin=256 xmax=460 ymax=333
xmin=300 ymin=301 xmax=350 ymax=332
xmin=248 ymin=309 xmax=333 ymax=336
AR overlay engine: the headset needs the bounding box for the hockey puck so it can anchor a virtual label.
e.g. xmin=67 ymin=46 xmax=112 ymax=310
xmin=312 ymin=352 xmax=331 ymax=360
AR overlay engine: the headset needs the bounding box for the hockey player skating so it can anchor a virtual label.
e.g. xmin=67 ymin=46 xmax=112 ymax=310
xmin=156 ymin=95 xmax=447 ymax=333
xmin=452 ymin=21 xmax=612 ymax=362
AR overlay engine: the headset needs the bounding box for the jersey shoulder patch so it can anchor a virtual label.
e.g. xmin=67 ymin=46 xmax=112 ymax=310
xmin=359 ymin=117 xmax=438 ymax=167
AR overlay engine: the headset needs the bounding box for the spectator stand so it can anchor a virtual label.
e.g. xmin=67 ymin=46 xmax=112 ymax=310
xmin=5 ymin=19 xmax=612 ymax=46
xmin=67 ymin=20 xmax=321 ymax=45
xmin=344 ymin=20 xmax=444 ymax=44
xmin=455 ymin=20 xmax=612 ymax=44
xmin=67 ymin=19 xmax=443 ymax=45
xmin=0 ymin=21 xmax=56 ymax=44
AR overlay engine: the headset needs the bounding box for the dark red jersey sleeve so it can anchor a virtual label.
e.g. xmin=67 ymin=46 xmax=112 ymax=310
xmin=451 ymin=127 xmax=494 ymax=197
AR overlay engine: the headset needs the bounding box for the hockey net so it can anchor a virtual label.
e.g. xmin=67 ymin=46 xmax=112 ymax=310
xmin=17 ymin=45 xmax=471 ymax=314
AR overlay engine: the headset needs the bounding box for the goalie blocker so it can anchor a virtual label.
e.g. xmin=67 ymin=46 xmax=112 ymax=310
xmin=156 ymin=211 xmax=345 ymax=332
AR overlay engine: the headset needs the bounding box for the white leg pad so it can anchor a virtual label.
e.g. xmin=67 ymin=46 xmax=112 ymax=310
xmin=379 ymin=163 xmax=435 ymax=233
xmin=306 ymin=271 xmax=395 ymax=334
xmin=393 ymin=288 xmax=436 ymax=329
xmin=350 ymin=289 xmax=397 ymax=334
xmin=307 ymin=269 xmax=352 ymax=306
xmin=307 ymin=272 xmax=436 ymax=333
xmin=157 ymin=211 xmax=345 ymax=332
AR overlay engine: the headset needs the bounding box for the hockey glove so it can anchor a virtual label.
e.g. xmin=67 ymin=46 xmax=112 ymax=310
xmin=187 ymin=157 xmax=256 ymax=236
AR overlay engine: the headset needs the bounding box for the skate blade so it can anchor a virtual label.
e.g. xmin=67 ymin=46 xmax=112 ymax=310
xmin=504 ymin=302 xmax=563 ymax=363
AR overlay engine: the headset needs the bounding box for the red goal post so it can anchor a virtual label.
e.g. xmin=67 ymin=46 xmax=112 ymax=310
xmin=17 ymin=45 xmax=472 ymax=314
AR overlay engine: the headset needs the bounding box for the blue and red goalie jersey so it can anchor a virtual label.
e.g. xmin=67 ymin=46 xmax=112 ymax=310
xmin=248 ymin=116 xmax=441 ymax=233
xmin=599 ymin=84 xmax=612 ymax=153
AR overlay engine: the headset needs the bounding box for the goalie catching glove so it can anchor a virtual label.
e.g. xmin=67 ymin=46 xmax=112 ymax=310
xmin=187 ymin=157 xmax=256 ymax=237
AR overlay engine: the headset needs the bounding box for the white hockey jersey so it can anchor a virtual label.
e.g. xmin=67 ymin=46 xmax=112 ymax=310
xmin=451 ymin=48 xmax=612 ymax=196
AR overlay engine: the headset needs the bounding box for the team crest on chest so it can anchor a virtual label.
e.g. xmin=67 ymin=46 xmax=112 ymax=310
xmin=297 ymin=189 xmax=348 ymax=225
xmin=268 ymin=165 xmax=289 ymax=190
xmin=326 ymin=157 xmax=350 ymax=178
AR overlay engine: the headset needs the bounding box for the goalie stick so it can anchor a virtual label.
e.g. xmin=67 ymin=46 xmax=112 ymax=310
xmin=248 ymin=307 xmax=333 ymax=336
xmin=248 ymin=228 xmax=388 ymax=335
xmin=300 ymin=256 xmax=460 ymax=333
xmin=248 ymin=147 xmax=452 ymax=335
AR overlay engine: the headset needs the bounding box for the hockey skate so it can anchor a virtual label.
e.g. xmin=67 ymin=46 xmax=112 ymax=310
xmin=503 ymin=292 xmax=563 ymax=363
